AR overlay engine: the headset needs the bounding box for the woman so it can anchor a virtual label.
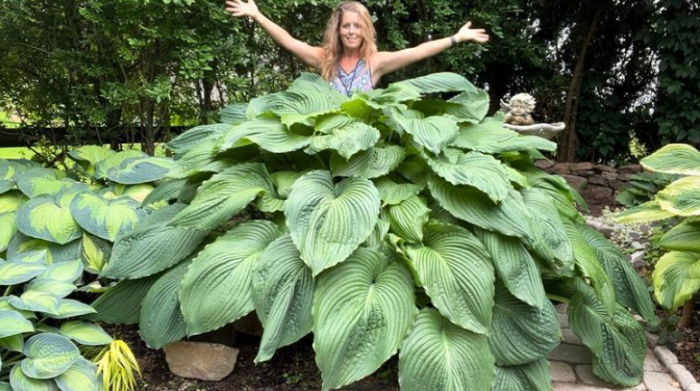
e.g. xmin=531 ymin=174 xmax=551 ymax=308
xmin=225 ymin=0 xmax=489 ymax=96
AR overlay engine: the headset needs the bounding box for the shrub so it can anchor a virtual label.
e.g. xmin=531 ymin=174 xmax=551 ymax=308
xmin=91 ymin=73 xmax=655 ymax=390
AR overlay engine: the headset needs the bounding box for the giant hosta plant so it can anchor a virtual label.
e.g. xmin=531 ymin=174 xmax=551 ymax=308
xmin=615 ymin=144 xmax=700 ymax=312
xmin=90 ymin=72 xmax=655 ymax=390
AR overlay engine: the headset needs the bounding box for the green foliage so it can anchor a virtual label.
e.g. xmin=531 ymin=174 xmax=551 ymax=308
xmin=87 ymin=73 xmax=655 ymax=390
xmin=616 ymin=172 xmax=678 ymax=207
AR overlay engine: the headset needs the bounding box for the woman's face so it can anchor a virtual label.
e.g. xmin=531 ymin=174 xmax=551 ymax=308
xmin=339 ymin=11 xmax=363 ymax=50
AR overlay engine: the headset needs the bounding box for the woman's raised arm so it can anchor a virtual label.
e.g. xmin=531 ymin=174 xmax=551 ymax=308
xmin=373 ymin=21 xmax=489 ymax=78
xmin=225 ymin=0 xmax=324 ymax=70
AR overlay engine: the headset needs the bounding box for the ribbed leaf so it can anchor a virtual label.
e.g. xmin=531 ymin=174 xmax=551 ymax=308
xmin=475 ymin=228 xmax=545 ymax=308
xmin=16 ymin=169 xmax=75 ymax=198
xmin=166 ymin=141 xmax=219 ymax=179
xmin=428 ymin=175 xmax=533 ymax=238
xmin=167 ymin=123 xmax=231 ymax=155
xmin=38 ymin=260 xmax=82 ymax=283
xmin=330 ymin=146 xmax=405 ymax=179
xmin=86 ymin=277 xmax=157 ymax=325
xmin=0 ymin=259 xmax=46 ymax=285
xmin=21 ymin=333 xmax=80 ymax=379
xmin=659 ymin=221 xmax=700 ymax=251
xmin=0 ymin=190 xmax=27 ymax=213
xmin=17 ymin=195 xmax=82 ymax=245
xmin=386 ymin=195 xmax=429 ymax=243
xmin=93 ymin=150 xmax=145 ymax=180
xmin=656 ymin=176 xmax=700 ymax=216
xmin=398 ymin=308 xmax=494 ymax=391
xmin=492 ymin=359 xmax=553 ymax=391
xmin=445 ymin=88 xmax=490 ymax=123
xmin=140 ymin=260 xmax=191 ymax=348
xmin=641 ymin=143 xmax=700 ymax=176
xmin=372 ymin=177 xmax=423 ymax=206
xmin=0 ymin=310 xmax=34 ymax=338
xmin=252 ymin=234 xmax=313 ymax=363
xmin=450 ymin=121 xmax=518 ymax=151
xmin=55 ymin=358 xmax=99 ymax=391
xmin=49 ymin=300 xmax=96 ymax=319
xmin=59 ymin=321 xmax=113 ymax=346
xmin=7 ymin=234 xmax=80 ymax=264
xmin=9 ymin=291 xmax=61 ymax=315
xmin=307 ymin=121 xmax=380 ymax=159
xmin=614 ymin=200 xmax=675 ymax=223
xmin=394 ymin=72 xmax=480 ymax=95
xmin=9 ymin=366 xmax=57 ymax=391
xmin=181 ymin=220 xmax=281 ymax=336
xmin=313 ymin=248 xmax=416 ymax=391
xmin=427 ymin=149 xmax=511 ymax=203
xmin=405 ymin=220 xmax=494 ymax=334
xmin=219 ymin=103 xmax=248 ymax=125
xmin=489 ymin=283 xmax=560 ymax=366
xmin=78 ymin=234 xmax=110 ymax=275
xmin=0 ymin=334 xmax=24 ymax=353
xmin=522 ymin=188 xmax=574 ymax=272
xmin=354 ymin=83 xmax=420 ymax=109
xmin=170 ymin=163 xmax=275 ymax=230
xmin=270 ymin=171 xmax=302 ymax=199
xmin=101 ymin=203 xmax=208 ymax=279
xmin=391 ymin=107 xmax=459 ymax=154
xmin=652 ymin=251 xmax=700 ymax=311
xmin=247 ymin=89 xmax=346 ymax=126
xmin=218 ymin=117 xmax=311 ymax=153
xmin=106 ymin=156 xmax=174 ymax=185
xmin=26 ymin=279 xmax=76 ymax=298
xmin=568 ymin=280 xmax=646 ymax=387
xmin=67 ymin=146 xmax=115 ymax=178
xmin=286 ymin=171 xmax=380 ymax=276
xmin=70 ymin=192 xmax=146 ymax=241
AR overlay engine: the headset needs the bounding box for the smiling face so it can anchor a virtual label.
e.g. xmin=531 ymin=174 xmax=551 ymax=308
xmin=339 ymin=11 xmax=364 ymax=50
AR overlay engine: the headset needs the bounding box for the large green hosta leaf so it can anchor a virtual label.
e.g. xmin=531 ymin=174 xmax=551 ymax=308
xmin=0 ymin=212 xmax=17 ymax=252
xmin=286 ymin=170 xmax=380 ymax=276
xmin=0 ymin=190 xmax=27 ymax=213
xmin=386 ymin=195 xmax=430 ymax=243
xmin=247 ymin=89 xmax=346 ymax=126
xmin=170 ymin=163 xmax=276 ymax=230
xmin=398 ymin=308 xmax=494 ymax=391
xmin=405 ymin=220 xmax=494 ymax=334
xmin=106 ymin=156 xmax=175 ymax=185
xmin=475 ymin=229 xmax=545 ymax=309
xmin=445 ymin=88 xmax=490 ymax=123
xmin=656 ymin=176 xmax=700 ymax=216
xmin=372 ymin=177 xmax=423 ymax=206
xmin=17 ymin=195 xmax=82 ymax=245
xmin=307 ymin=121 xmax=380 ymax=159
xmin=252 ymin=234 xmax=313 ymax=363
xmin=568 ymin=280 xmax=646 ymax=387
xmin=167 ymin=123 xmax=231 ymax=155
xmin=100 ymin=204 xmax=208 ymax=279
xmin=9 ymin=366 xmax=57 ymax=391
xmin=428 ymin=175 xmax=532 ymax=238
xmin=181 ymin=220 xmax=282 ymax=336
xmin=391 ymin=107 xmax=459 ymax=154
xmin=67 ymin=146 xmax=115 ymax=177
xmin=15 ymin=168 xmax=74 ymax=198
xmin=219 ymin=103 xmax=248 ymax=125
xmin=140 ymin=260 xmax=191 ymax=348
xmin=659 ymin=220 xmax=700 ymax=251
xmin=21 ymin=333 xmax=80 ymax=379
xmin=167 ymin=141 xmax=222 ymax=179
xmin=614 ymin=200 xmax=675 ymax=223
xmin=492 ymin=359 xmax=553 ymax=391
xmin=54 ymin=358 xmax=99 ymax=391
xmin=395 ymin=72 xmax=480 ymax=95
xmin=70 ymin=192 xmax=146 ymax=242
xmin=93 ymin=150 xmax=145 ymax=180
xmin=427 ymin=149 xmax=511 ymax=203
xmin=450 ymin=122 xmax=518 ymax=152
xmin=313 ymin=248 xmax=416 ymax=391
xmin=330 ymin=146 xmax=405 ymax=179
xmin=652 ymin=251 xmax=700 ymax=311
xmin=641 ymin=143 xmax=700 ymax=176
xmin=522 ymin=188 xmax=574 ymax=272
xmin=218 ymin=117 xmax=311 ymax=153
xmin=7 ymin=234 xmax=80 ymax=264
xmin=489 ymin=283 xmax=560 ymax=366
xmin=87 ymin=277 xmax=158 ymax=325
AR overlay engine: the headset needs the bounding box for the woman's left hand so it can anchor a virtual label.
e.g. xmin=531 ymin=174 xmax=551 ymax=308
xmin=455 ymin=21 xmax=489 ymax=44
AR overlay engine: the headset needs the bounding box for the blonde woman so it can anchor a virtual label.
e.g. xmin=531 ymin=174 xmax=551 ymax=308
xmin=225 ymin=0 xmax=489 ymax=96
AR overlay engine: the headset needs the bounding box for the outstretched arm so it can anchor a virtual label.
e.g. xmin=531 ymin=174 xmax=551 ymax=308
xmin=373 ymin=21 xmax=489 ymax=78
xmin=225 ymin=0 xmax=323 ymax=69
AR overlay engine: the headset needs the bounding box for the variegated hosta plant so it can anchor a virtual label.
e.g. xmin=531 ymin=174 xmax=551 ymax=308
xmin=90 ymin=72 xmax=656 ymax=390
xmin=615 ymin=144 xmax=700 ymax=312
xmin=0 ymin=147 xmax=172 ymax=391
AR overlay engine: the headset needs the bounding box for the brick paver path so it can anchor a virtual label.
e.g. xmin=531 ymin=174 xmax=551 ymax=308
xmin=550 ymin=305 xmax=682 ymax=391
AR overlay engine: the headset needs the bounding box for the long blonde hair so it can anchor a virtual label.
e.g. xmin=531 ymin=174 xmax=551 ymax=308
xmin=320 ymin=2 xmax=378 ymax=81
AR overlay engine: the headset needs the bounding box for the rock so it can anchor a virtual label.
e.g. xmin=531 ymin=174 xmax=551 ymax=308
xmin=561 ymin=175 xmax=588 ymax=193
xmin=552 ymin=163 xmax=572 ymax=175
xmin=631 ymin=241 xmax=645 ymax=251
xmin=571 ymin=162 xmax=594 ymax=171
xmin=535 ymin=159 xmax=555 ymax=170
xmin=609 ymin=180 xmax=625 ymax=190
xmin=589 ymin=177 xmax=608 ymax=186
xmin=618 ymin=173 xmax=631 ymax=181
xmin=583 ymin=185 xmax=613 ymax=201
xmin=618 ymin=164 xmax=643 ymax=174
xmin=586 ymin=218 xmax=614 ymax=238
xmin=574 ymin=170 xmax=595 ymax=176
xmin=601 ymin=171 xmax=618 ymax=181
xmin=163 ymin=341 xmax=239 ymax=381
xmin=668 ymin=364 xmax=697 ymax=390
xmin=594 ymin=164 xmax=615 ymax=173
xmin=232 ymin=312 xmax=263 ymax=337
xmin=630 ymin=250 xmax=645 ymax=267
xmin=655 ymin=345 xmax=679 ymax=367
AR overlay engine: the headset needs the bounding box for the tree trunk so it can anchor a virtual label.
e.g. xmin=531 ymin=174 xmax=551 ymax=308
xmin=679 ymin=298 xmax=694 ymax=329
xmin=557 ymin=4 xmax=607 ymax=162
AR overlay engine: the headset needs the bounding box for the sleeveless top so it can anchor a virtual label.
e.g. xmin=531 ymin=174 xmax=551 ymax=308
xmin=329 ymin=58 xmax=374 ymax=96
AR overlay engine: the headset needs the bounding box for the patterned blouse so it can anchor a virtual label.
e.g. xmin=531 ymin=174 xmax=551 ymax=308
xmin=329 ymin=58 xmax=374 ymax=96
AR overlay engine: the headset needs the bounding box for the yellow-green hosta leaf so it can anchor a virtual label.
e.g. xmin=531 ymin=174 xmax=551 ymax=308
xmin=0 ymin=259 xmax=47 ymax=285
xmin=522 ymin=187 xmax=574 ymax=272
xmin=17 ymin=196 xmax=82 ymax=245
xmin=7 ymin=234 xmax=80 ymax=264
xmin=68 ymin=146 xmax=115 ymax=178
xmin=0 ymin=190 xmax=28 ymax=213
xmin=428 ymin=175 xmax=533 ymax=238
xmin=181 ymin=221 xmax=282 ymax=337
xmin=118 ymin=184 xmax=154 ymax=204
xmin=405 ymin=220 xmax=494 ymax=334
xmin=70 ymin=192 xmax=146 ymax=241
xmin=427 ymin=149 xmax=512 ymax=203
xmin=330 ymin=146 xmax=406 ymax=179
xmin=475 ymin=228 xmax=545 ymax=309
xmin=656 ymin=176 xmax=700 ymax=216
xmin=101 ymin=203 xmax=208 ymax=279
xmin=86 ymin=277 xmax=158 ymax=325
xmin=568 ymin=280 xmax=646 ymax=387
xmin=21 ymin=333 xmax=80 ymax=379
xmin=641 ymin=143 xmax=700 ymax=176
xmin=0 ymin=212 xmax=17 ymax=252
xmin=170 ymin=163 xmax=275 ymax=230
xmin=59 ymin=321 xmax=113 ymax=346
xmin=218 ymin=117 xmax=312 ymax=153
xmin=252 ymin=234 xmax=314 ymax=363
xmin=492 ymin=359 xmax=553 ymax=391
xmin=26 ymin=279 xmax=76 ymax=298
xmin=391 ymin=107 xmax=459 ymax=154
xmin=93 ymin=150 xmax=145 ymax=180
xmin=270 ymin=171 xmax=303 ymax=199
xmin=0 ymin=298 xmax=36 ymax=320
xmin=398 ymin=308 xmax=495 ymax=391
xmin=659 ymin=221 xmax=700 ymax=251
xmin=307 ymin=121 xmax=380 ymax=159
xmin=489 ymin=283 xmax=560 ymax=366
xmin=0 ymin=334 xmax=24 ymax=353
xmin=106 ymin=156 xmax=174 ymax=185
xmin=9 ymin=291 xmax=61 ymax=315
xmin=614 ymin=200 xmax=676 ymax=223
xmin=0 ymin=179 xmax=15 ymax=195
xmin=313 ymin=248 xmax=416 ymax=391
xmin=286 ymin=170 xmax=380 ymax=276
xmin=386 ymin=195 xmax=429 ymax=243
xmin=49 ymin=300 xmax=96 ymax=320
xmin=55 ymin=358 xmax=99 ymax=391
xmin=167 ymin=123 xmax=231 ymax=155
xmin=79 ymin=234 xmax=110 ymax=275
xmin=0 ymin=310 xmax=34 ymax=338
xmin=39 ymin=260 xmax=83 ymax=283
xmin=15 ymin=168 xmax=70 ymax=198
xmin=9 ymin=366 xmax=58 ymax=391
xmin=652 ymin=251 xmax=700 ymax=311
xmin=450 ymin=122 xmax=519 ymax=152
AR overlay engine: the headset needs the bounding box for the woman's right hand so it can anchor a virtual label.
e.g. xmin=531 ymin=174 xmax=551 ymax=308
xmin=225 ymin=0 xmax=260 ymax=20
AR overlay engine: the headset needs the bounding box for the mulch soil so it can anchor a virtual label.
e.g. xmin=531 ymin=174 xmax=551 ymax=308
xmin=672 ymin=307 xmax=700 ymax=381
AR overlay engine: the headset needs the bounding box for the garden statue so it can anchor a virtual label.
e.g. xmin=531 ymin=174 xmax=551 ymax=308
xmin=501 ymin=93 xmax=565 ymax=140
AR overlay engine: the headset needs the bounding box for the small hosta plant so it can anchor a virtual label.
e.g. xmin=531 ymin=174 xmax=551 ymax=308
xmin=615 ymin=144 xmax=700 ymax=312
xmin=91 ymin=73 xmax=656 ymax=390
xmin=616 ymin=171 xmax=677 ymax=207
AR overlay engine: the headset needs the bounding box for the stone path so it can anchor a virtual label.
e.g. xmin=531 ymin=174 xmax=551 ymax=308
xmin=550 ymin=305 xmax=688 ymax=391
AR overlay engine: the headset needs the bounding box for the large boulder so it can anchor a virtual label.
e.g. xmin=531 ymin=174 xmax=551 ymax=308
xmin=163 ymin=341 xmax=239 ymax=381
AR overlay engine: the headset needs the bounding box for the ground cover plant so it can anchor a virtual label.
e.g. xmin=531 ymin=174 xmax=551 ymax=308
xmin=87 ymin=72 xmax=657 ymax=391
